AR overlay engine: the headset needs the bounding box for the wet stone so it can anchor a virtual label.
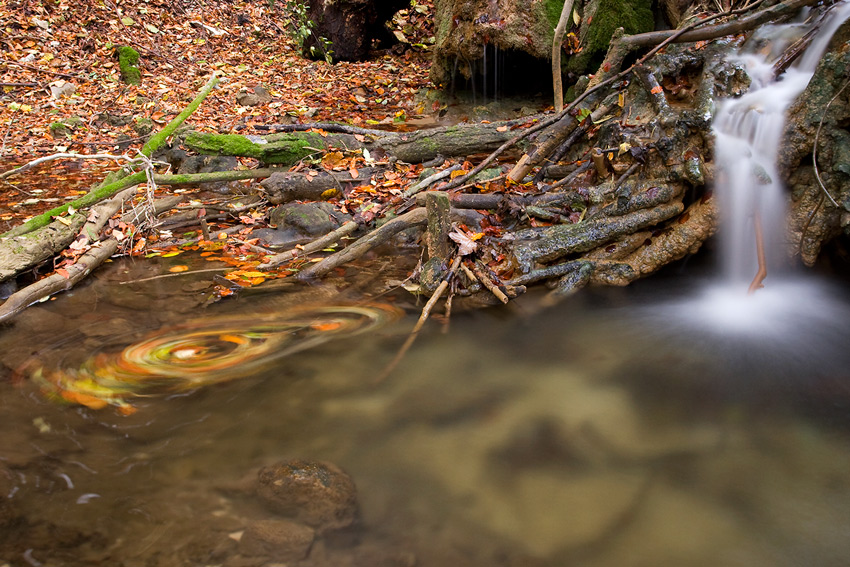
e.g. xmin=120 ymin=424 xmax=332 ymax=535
xmin=269 ymin=202 xmax=350 ymax=237
xmin=239 ymin=518 xmax=314 ymax=560
xmin=256 ymin=460 xmax=358 ymax=533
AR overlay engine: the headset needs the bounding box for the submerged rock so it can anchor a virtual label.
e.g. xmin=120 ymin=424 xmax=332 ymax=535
xmin=256 ymin=460 xmax=359 ymax=533
xmin=240 ymin=518 xmax=314 ymax=559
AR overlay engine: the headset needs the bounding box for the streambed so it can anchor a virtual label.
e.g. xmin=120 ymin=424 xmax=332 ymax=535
xmin=1 ymin=253 xmax=850 ymax=566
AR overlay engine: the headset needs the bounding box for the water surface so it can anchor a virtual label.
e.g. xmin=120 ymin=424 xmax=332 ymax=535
xmin=1 ymin=255 xmax=850 ymax=566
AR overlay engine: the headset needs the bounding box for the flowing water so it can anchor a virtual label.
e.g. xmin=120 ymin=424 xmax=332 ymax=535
xmin=3 ymin=5 xmax=850 ymax=567
xmin=2 ymin=256 xmax=850 ymax=567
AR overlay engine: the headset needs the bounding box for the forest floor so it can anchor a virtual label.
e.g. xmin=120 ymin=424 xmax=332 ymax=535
xmin=0 ymin=0 xmax=441 ymax=230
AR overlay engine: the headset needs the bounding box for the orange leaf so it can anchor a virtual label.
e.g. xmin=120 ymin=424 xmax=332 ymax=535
xmin=311 ymin=321 xmax=343 ymax=331
xmin=60 ymin=390 xmax=108 ymax=410
xmin=169 ymin=265 xmax=189 ymax=273
xmin=56 ymin=268 xmax=71 ymax=279
xmin=219 ymin=334 xmax=248 ymax=345
xmin=650 ymin=85 xmax=664 ymax=95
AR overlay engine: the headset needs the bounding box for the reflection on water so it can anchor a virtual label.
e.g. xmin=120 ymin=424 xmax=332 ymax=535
xmin=30 ymin=303 xmax=402 ymax=414
xmin=1 ymin=257 xmax=850 ymax=566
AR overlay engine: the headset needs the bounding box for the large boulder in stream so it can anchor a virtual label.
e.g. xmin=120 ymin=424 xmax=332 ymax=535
xmin=256 ymin=459 xmax=359 ymax=533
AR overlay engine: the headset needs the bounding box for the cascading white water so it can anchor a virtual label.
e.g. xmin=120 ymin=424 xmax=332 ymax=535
xmin=671 ymin=2 xmax=850 ymax=334
xmin=713 ymin=1 xmax=850 ymax=288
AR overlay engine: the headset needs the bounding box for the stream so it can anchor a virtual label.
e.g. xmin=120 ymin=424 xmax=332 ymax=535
xmin=1 ymin=252 xmax=850 ymax=567
xmin=3 ymin=3 xmax=850 ymax=565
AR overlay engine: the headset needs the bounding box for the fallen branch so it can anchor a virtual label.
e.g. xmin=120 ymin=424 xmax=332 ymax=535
xmin=0 ymin=240 xmax=120 ymax=324
xmin=552 ymin=0 xmax=577 ymax=112
xmin=258 ymin=220 xmax=360 ymax=269
xmin=0 ymin=152 xmax=132 ymax=181
xmin=620 ymin=0 xmax=812 ymax=48
xmin=296 ymin=208 xmax=427 ymax=280
xmin=403 ymin=164 xmax=461 ymax=198
xmin=469 ymin=260 xmax=509 ymax=304
xmin=140 ymin=73 xmax=220 ymax=158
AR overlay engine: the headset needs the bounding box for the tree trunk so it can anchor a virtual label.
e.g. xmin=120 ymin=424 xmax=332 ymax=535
xmin=303 ymin=0 xmax=409 ymax=61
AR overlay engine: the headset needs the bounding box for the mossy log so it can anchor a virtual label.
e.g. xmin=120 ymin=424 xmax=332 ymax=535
xmin=512 ymin=201 xmax=685 ymax=272
xmin=183 ymin=118 xmax=532 ymax=166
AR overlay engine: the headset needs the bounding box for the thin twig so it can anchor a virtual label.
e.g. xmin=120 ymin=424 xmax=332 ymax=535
xmin=748 ymin=210 xmax=767 ymax=293
xmin=118 ymin=267 xmax=230 ymax=284
xmin=0 ymin=152 xmax=134 ymax=180
xmin=811 ymin=77 xmax=849 ymax=207
xmin=375 ymin=255 xmax=462 ymax=384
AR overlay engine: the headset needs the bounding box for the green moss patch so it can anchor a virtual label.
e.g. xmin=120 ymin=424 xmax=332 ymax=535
xmin=116 ymin=45 xmax=142 ymax=85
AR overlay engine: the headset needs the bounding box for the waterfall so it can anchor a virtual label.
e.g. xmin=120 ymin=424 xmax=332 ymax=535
xmin=673 ymin=1 xmax=850 ymax=335
xmin=712 ymin=1 xmax=850 ymax=289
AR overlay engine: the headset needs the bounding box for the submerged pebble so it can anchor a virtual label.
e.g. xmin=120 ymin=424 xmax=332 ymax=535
xmin=240 ymin=518 xmax=314 ymax=560
xmin=257 ymin=459 xmax=359 ymax=534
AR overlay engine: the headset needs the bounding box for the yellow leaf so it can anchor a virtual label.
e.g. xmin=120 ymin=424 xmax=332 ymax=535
xmin=162 ymin=251 xmax=182 ymax=257
xmin=321 ymin=151 xmax=344 ymax=168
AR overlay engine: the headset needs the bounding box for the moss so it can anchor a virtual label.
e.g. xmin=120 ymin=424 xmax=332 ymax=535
xmin=183 ymin=132 xmax=327 ymax=166
xmin=567 ymin=0 xmax=654 ymax=73
xmin=48 ymin=122 xmax=70 ymax=138
xmin=545 ymin=0 xmax=569 ymax=30
xmin=116 ymin=45 xmax=142 ymax=85
xmin=133 ymin=116 xmax=154 ymax=136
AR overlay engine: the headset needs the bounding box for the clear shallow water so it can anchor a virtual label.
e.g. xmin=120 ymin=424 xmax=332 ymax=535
xmin=1 ymin=257 xmax=850 ymax=566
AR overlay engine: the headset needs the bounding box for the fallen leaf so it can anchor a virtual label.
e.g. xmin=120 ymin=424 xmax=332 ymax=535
xmin=449 ymin=229 xmax=478 ymax=255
